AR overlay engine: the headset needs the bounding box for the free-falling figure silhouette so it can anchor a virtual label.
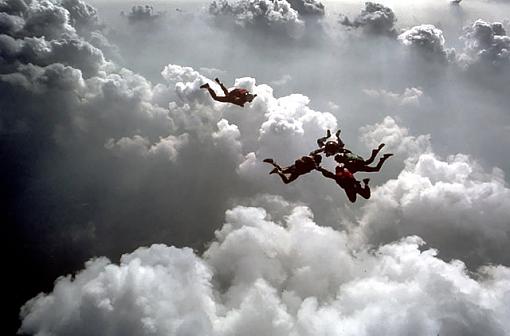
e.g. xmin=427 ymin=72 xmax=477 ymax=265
xmin=200 ymin=78 xmax=257 ymax=107
xmin=317 ymin=165 xmax=371 ymax=203
xmin=263 ymin=154 xmax=322 ymax=184
xmin=334 ymin=144 xmax=393 ymax=173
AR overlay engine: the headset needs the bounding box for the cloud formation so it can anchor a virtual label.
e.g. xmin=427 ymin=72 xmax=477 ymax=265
xmin=287 ymin=0 xmax=325 ymax=16
xmin=122 ymin=5 xmax=165 ymax=24
xmin=20 ymin=203 xmax=510 ymax=336
xmin=340 ymin=2 xmax=397 ymax=36
xmin=357 ymin=117 xmax=510 ymax=268
xmin=458 ymin=19 xmax=510 ymax=69
xmin=398 ymin=24 xmax=455 ymax=63
xmin=209 ymin=0 xmax=305 ymax=38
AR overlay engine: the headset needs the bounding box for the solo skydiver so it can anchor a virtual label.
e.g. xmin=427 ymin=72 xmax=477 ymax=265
xmin=200 ymin=78 xmax=257 ymax=107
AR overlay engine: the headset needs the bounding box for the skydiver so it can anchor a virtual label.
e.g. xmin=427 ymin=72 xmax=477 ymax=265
xmin=200 ymin=78 xmax=257 ymax=107
xmin=310 ymin=129 xmax=347 ymax=157
xmin=334 ymin=143 xmax=393 ymax=173
xmin=263 ymin=154 xmax=322 ymax=184
xmin=317 ymin=165 xmax=371 ymax=203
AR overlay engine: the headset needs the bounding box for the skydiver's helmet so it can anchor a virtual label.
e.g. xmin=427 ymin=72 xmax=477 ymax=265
xmin=324 ymin=141 xmax=342 ymax=156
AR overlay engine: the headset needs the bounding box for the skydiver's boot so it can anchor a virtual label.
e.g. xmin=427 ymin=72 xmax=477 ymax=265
xmin=263 ymin=158 xmax=274 ymax=164
xmin=200 ymin=83 xmax=209 ymax=89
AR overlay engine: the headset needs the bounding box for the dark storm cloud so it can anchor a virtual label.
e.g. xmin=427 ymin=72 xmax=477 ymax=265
xmin=339 ymin=2 xmax=397 ymax=36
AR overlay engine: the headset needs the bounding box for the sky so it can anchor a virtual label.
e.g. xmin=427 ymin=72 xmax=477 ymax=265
xmin=2 ymin=0 xmax=509 ymax=335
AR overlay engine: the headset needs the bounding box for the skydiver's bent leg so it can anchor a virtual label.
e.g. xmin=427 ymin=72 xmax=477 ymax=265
xmin=317 ymin=129 xmax=331 ymax=148
xmin=215 ymin=78 xmax=229 ymax=95
xmin=277 ymin=172 xmax=299 ymax=184
xmin=371 ymin=153 xmax=393 ymax=170
xmin=335 ymin=129 xmax=345 ymax=147
xmin=344 ymin=187 xmax=357 ymax=203
xmin=263 ymin=158 xmax=285 ymax=173
xmin=207 ymin=88 xmax=229 ymax=103
xmin=365 ymin=143 xmax=385 ymax=165
xmin=357 ymin=179 xmax=371 ymax=199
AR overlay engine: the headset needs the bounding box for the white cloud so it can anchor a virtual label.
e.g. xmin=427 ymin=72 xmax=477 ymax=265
xmin=363 ymin=87 xmax=424 ymax=108
xmin=356 ymin=117 xmax=510 ymax=268
xmin=359 ymin=116 xmax=432 ymax=160
xmin=340 ymin=2 xmax=397 ymax=36
xmin=398 ymin=24 xmax=455 ymax=63
xmin=458 ymin=19 xmax=510 ymax=69
xmin=209 ymin=0 xmax=305 ymax=38
xmin=20 ymin=203 xmax=510 ymax=336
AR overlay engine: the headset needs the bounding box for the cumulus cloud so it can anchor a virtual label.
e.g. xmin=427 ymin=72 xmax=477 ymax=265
xmin=363 ymin=87 xmax=424 ymax=108
xmin=209 ymin=0 xmax=305 ymax=38
xmin=360 ymin=116 xmax=432 ymax=159
xmin=20 ymin=203 xmax=510 ymax=336
xmin=340 ymin=2 xmax=397 ymax=36
xmin=458 ymin=19 xmax=510 ymax=69
xmin=356 ymin=117 xmax=510 ymax=268
xmin=287 ymin=0 xmax=325 ymax=16
xmin=398 ymin=24 xmax=455 ymax=63
xmin=121 ymin=5 xmax=165 ymax=24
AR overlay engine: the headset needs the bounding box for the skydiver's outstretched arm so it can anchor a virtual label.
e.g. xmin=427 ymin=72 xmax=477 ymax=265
xmin=317 ymin=166 xmax=335 ymax=179
xmin=309 ymin=148 xmax=325 ymax=156
xmin=215 ymin=78 xmax=229 ymax=96
xmin=364 ymin=143 xmax=385 ymax=165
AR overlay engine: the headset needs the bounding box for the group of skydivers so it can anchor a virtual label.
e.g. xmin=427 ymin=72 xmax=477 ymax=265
xmin=201 ymin=78 xmax=393 ymax=203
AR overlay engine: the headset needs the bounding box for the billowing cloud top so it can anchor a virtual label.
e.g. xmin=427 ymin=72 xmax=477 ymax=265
xmin=287 ymin=0 xmax=325 ymax=16
xmin=20 ymin=203 xmax=510 ymax=336
xmin=121 ymin=5 xmax=165 ymax=24
xmin=459 ymin=19 xmax=510 ymax=68
xmin=340 ymin=2 xmax=397 ymax=36
xmin=398 ymin=24 xmax=455 ymax=63
xmin=209 ymin=0 xmax=306 ymax=38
